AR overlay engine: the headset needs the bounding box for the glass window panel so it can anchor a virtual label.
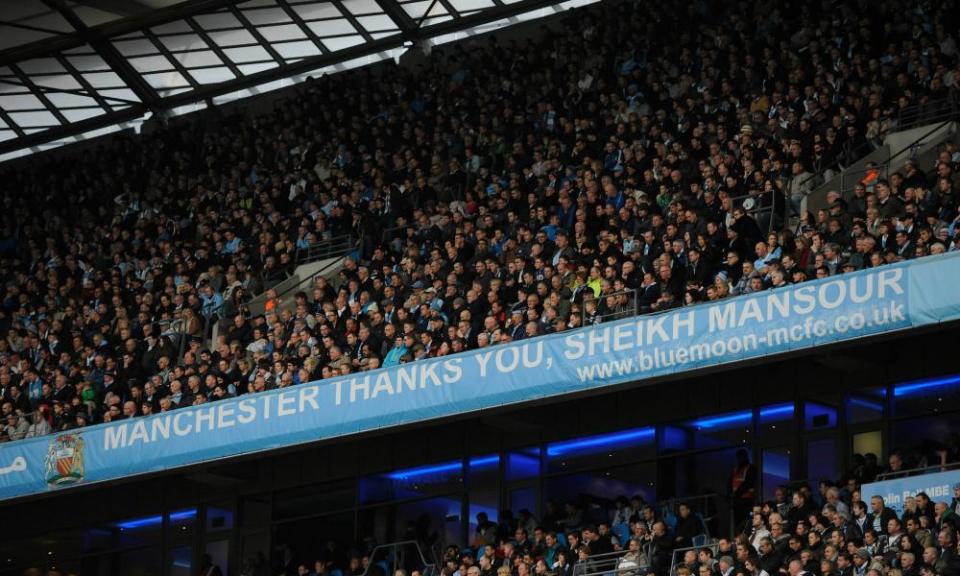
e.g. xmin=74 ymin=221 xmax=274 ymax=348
xmin=129 ymin=54 xmax=175 ymax=73
xmin=853 ymin=431 xmax=882 ymax=460
xmin=173 ymin=50 xmax=222 ymax=68
xmin=116 ymin=546 xmax=162 ymax=576
xmin=143 ymin=71 xmax=190 ymax=89
xmin=274 ymin=40 xmax=322 ymax=59
xmin=206 ymin=506 xmax=235 ymax=533
xmin=240 ymin=532 xmax=270 ymax=576
xmin=152 ymin=20 xmax=193 ymax=35
xmin=759 ymin=403 xmax=796 ymax=444
xmin=396 ymin=497 xmax=463 ymax=551
xmin=0 ymin=131 xmax=15 ymax=142
xmin=371 ymin=32 xmax=397 ymax=40
xmin=506 ymin=447 xmax=541 ymax=481
xmin=66 ymin=54 xmax=111 ymax=72
xmin=292 ymin=2 xmax=342 ymax=19
xmin=208 ymin=28 xmax=257 ymax=47
xmin=17 ymin=58 xmax=65 ymax=75
xmin=8 ymin=111 xmax=59 ymax=127
xmin=892 ymin=414 xmax=960 ymax=469
xmin=205 ymin=540 xmax=229 ymax=576
xmin=544 ymin=463 xmax=657 ymax=526
xmin=360 ymin=458 xmax=466 ymax=505
xmin=223 ymin=45 xmax=273 ymax=64
xmin=167 ymin=508 xmax=197 ymax=541
xmin=113 ymin=38 xmax=161 ymax=57
xmin=547 ymin=427 xmax=656 ymax=473
xmin=83 ymin=72 xmax=127 ymax=88
xmin=0 ymin=94 xmax=44 ymax=110
xmin=807 ymin=439 xmax=838 ymax=485
xmin=357 ymin=14 xmax=399 ymax=31
xmin=321 ymin=35 xmax=366 ymax=52
xmin=893 ymin=374 xmax=960 ymax=418
xmin=169 ymin=545 xmax=192 ymax=576
xmin=468 ymin=454 xmax=499 ymax=542
xmin=804 ymin=402 xmax=837 ymax=430
xmin=761 ymin=448 xmax=791 ymax=501
xmin=307 ymin=19 xmax=356 ymax=37
xmin=241 ymin=7 xmax=293 ymax=26
xmin=848 ymin=394 xmax=885 ymax=424
xmin=62 ymin=108 xmax=105 ymax=122
xmin=193 ymin=12 xmax=242 ymax=30
xmin=259 ymin=23 xmax=308 ymax=43
xmin=273 ymin=480 xmax=355 ymax=521
xmin=401 ymin=0 xmax=435 ymax=18
xmin=685 ymin=410 xmax=754 ymax=450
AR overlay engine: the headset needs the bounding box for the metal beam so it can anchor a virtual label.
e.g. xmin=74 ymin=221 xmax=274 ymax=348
xmin=141 ymin=27 xmax=201 ymax=89
xmin=71 ymin=0 xmax=152 ymax=16
xmin=40 ymin=0 xmax=162 ymax=109
xmin=0 ymin=0 xmax=569 ymax=156
xmin=8 ymin=64 xmax=71 ymax=127
xmin=184 ymin=17 xmax=243 ymax=79
xmin=274 ymin=0 xmax=331 ymax=55
xmin=225 ymin=4 xmax=286 ymax=65
xmin=375 ymin=0 xmax=418 ymax=34
xmin=329 ymin=0 xmax=374 ymax=43
xmin=0 ymin=0 xmax=246 ymax=68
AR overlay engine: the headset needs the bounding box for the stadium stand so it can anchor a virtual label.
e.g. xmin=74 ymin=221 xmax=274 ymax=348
xmin=1 ymin=0 xmax=960 ymax=574
xmin=1 ymin=0 xmax=959 ymax=442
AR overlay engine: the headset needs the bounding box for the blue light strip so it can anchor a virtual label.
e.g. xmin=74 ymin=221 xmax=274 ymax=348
xmin=385 ymin=455 xmax=500 ymax=480
xmin=893 ymin=375 xmax=960 ymax=397
xmin=692 ymin=404 xmax=794 ymax=429
xmin=116 ymin=508 xmax=196 ymax=530
xmin=848 ymin=397 xmax=885 ymax=411
xmin=691 ymin=410 xmax=751 ymax=428
xmin=546 ymin=427 xmax=654 ymax=457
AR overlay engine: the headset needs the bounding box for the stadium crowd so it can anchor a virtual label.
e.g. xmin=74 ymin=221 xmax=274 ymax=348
xmin=1 ymin=0 xmax=960 ymax=439
xmin=266 ymin=448 xmax=960 ymax=576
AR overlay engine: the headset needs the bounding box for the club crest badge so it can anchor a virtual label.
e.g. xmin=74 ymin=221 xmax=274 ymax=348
xmin=44 ymin=434 xmax=85 ymax=487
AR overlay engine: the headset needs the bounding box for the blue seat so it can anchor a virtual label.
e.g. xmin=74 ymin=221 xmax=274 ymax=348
xmin=331 ymin=570 xmax=344 ymax=576
xmin=375 ymin=561 xmax=391 ymax=576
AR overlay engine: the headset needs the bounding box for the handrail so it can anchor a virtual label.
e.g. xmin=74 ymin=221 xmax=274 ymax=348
xmin=873 ymin=461 xmax=960 ymax=482
xmin=361 ymin=540 xmax=437 ymax=576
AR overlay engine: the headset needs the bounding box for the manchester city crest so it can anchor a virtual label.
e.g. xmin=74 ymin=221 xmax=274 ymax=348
xmin=44 ymin=434 xmax=85 ymax=487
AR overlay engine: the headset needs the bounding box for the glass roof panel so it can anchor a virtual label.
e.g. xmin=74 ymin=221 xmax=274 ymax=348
xmin=291 ymin=2 xmax=343 ymax=20
xmin=321 ymin=35 xmax=366 ymax=51
xmin=172 ymin=50 xmax=223 ymax=68
xmin=273 ymin=40 xmax=322 ymax=60
xmin=81 ymin=71 xmax=127 ymax=89
xmin=143 ymin=71 xmax=191 ymax=90
xmin=45 ymin=93 xmax=100 ymax=108
xmin=306 ymin=19 xmax=356 ymax=37
xmin=259 ymin=23 xmax=308 ymax=43
xmin=8 ymin=111 xmax=60 ymax=128
xmin=190 ymin=66 xmax=237 ymax=85
xmin=356 ymin=15 xmax=399 ymax=32
xmin=0 ymin=94 xmax=45 ymax=111
xmin=129 ymin=55 xmax=176 ymax=74
xmin=207 ymin=29 xmax=258 ymax=47
xmin=223 ymin=45 xmax=275 ymax=64
xmin=113 ymin=38 xmax=162 ymax=57
xmin=240 ymin=7 xmax=293 ymax=26
xmin=159 ymin=33 xmax=208 ymax=53
xmin=193 ymin=12 xmax=243 ymax=31
xmin=62 ymin=108 xmax=106 ymax=123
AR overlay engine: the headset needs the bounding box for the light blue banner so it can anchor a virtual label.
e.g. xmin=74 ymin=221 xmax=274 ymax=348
xmin=1 ymin=253 xmax=960 ymax=501
xmin=862 ymin=469 xmax=960 ymax=515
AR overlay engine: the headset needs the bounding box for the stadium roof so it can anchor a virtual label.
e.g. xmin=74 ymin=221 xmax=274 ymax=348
xmin=0 ymin=0 xmax=592 ymax=160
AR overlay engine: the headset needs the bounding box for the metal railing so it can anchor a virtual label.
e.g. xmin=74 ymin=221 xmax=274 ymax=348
xmin=295 ymin=233 xmax=357 ymax=267
xmin=582 ymin=288 xmax=639 ymax=323
xmin=782 ymin=92 xmax=960 ymax=222
xmin=874 ymin=461 xmax=960 ymax=482
xmin=574 ymin=548 xmax=651 ymax=576
xmin=669 ymin=541 xmax=719 ymax=576
xmin=361 ymin=540 xmax=437 ymax=576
